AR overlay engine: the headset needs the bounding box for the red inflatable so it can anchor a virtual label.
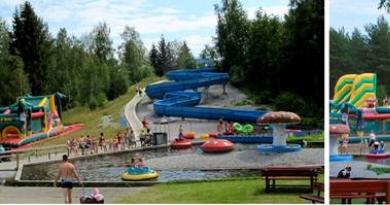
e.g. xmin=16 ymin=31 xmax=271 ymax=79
xmin=201 ymin=139 xmax=234 ymax=153
xmin=365 ymin=153 xmax=390 ymax=159
xmin=363 ymin=113 xmax=390 ymax=121
xmin=171 ymin=139 xmax=192 ymax=149
xmin=183 ymin=131 xmax=195 ymax=139
xmin=208 ymin=132 xmax=219 ymax=138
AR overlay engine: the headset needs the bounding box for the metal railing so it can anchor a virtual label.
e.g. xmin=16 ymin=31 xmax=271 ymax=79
xmin=0 ymin=144 xmax=68 ymax=171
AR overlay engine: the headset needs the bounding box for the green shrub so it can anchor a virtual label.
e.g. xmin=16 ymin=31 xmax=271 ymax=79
xmin=229 ymin=65 xmax=245 ymax=85
xmin=88 ymin=97 xmax=98 ymax=110
xmin=273 ymin=92 xmax=306 ymax=112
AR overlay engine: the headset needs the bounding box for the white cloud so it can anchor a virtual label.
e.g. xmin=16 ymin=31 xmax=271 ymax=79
xmin=3 ymin=0 xmax=24 ymax=7
xmin=0 ymin=0 xmax=288 ymax=56
xmin=331 ymin=0 xmax=386 ymax=16
xmin=129 ymin=14 xmax=216 ymax=34
xmin=40 ymin=5 xmax=71 ymax=22
xmin=246 ymin=6 xmax=288 ymax=19
xmin=183 ymin=35 xmax=212 ymax=54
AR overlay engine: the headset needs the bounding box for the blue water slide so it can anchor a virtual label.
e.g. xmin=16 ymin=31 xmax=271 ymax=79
xmin=145 ymin=68 xmax=266 ymax=123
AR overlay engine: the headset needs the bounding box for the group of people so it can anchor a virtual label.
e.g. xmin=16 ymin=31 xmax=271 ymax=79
xmin=66 ymin=128 xmax=136 ymax=156
xmin=368 ymin=133 xmax=386 ymax=154
xmin=135 ymin=84 xmax=144 ymax=97
xmin=217 ymin=118 xmax=234 ymax=135
xmin=128 ymin=157 xmax=145 ymax=168
xmin=338 ymin=132 xmax=388 ymax=155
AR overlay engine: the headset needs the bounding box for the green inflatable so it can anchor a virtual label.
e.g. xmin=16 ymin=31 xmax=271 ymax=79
xmin=233 ymin=122 xmax=254 ymax=135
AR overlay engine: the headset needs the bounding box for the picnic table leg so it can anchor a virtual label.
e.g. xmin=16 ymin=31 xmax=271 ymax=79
xmin=272 ymin=179 xmax=275 ymax=190
xmin=310 ymin=176 xmax=314 ymax=192
xmin=265 ymin=176 xmax=269 ymax=192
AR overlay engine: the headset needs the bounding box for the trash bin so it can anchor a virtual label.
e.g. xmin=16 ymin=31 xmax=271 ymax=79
xmin=152 ymin=132 xmax=168 ymax=145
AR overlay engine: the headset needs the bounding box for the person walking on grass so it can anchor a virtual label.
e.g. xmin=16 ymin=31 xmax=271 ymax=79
xmin=54 ymin=155 xmax=81 ymax=204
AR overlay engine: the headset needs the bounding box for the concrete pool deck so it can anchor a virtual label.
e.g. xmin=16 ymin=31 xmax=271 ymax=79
xmin=330 ymin=160 xmax=390 ymax=179
xmin=146 ymin=148 xmax=324 ymax=170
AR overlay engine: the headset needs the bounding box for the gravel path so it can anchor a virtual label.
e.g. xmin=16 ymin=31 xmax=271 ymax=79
xmin=0 ymin=186 xmax=144 ymax=204
xmin=137 ymin=83 xmax=261 ymax=140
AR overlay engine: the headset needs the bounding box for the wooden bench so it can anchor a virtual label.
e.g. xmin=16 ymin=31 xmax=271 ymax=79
xmin=260 ymin=166 xmax=322 ymax=192
xmin=300 ymin=182 xmax=324 ymax=204
xmin=330 ymin=179 xmax=390 ymax=204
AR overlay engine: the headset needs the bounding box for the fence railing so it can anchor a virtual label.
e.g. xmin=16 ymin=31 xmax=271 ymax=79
xmin=0 ymin=144 xmax=68 ymax=171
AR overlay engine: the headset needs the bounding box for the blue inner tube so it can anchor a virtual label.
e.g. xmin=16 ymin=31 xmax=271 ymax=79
xmin=127 ymin=167 xmax=152 ymax=175
xmin=256 ymin=144 xmax=301 ymax=153
xmin=330 ymin=154 xmax=353 ymax=162
xmin=370 ymin=149 xmax=385 ymax=154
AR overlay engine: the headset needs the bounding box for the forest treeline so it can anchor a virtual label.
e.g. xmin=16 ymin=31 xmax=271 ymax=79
xmin=0 ymin=2 xmax=199 ymax=109
xmin=0 ymin=0 xmax=323 ymax=127
xmin=330 ymin=16 xmax=390 ymax=100
xmin=213 ymin=0 xmax=324 ymax=127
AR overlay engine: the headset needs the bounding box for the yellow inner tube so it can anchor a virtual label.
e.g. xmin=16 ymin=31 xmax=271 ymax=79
xmin=121 ymin=170 xmax=159 ymax=181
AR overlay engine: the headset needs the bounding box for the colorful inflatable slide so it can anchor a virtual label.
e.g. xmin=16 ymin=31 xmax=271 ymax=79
xmin=0 ymin=93 xmax=82 ymax=147
xmin=333 ymin=73 xmax=376 ymax=108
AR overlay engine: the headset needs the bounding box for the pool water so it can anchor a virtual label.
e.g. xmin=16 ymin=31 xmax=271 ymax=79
xmin=21 ymin=144 xmax=261 ymax=182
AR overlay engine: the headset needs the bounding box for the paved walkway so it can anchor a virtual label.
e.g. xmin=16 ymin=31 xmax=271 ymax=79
xmin=0 ymin=186 xmax=145 ymax=203
xmin=124 ymin=91 xmax=144 ymax=147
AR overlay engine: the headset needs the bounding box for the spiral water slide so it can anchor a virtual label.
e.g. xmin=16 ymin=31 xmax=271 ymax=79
xmin=333 ymin=73 xmax=376 ymax=108
xmin=145 ymin=68 xmax=266 ymax=123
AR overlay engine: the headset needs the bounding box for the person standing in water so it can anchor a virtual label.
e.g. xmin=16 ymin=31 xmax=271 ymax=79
xmin=54 ymin=155 xmax=81 ymax=204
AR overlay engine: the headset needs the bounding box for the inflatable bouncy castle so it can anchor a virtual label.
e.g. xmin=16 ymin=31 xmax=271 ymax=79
xmin=0 ymin=93 xmax=81 ymax=147
xmin=330 ymin=73 xmax=390 ymax=134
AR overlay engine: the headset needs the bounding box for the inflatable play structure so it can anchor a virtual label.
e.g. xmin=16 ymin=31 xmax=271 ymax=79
xmin=121 ymin=167 xmax=159 ymax=181
xmin=332 ymin=73 xmax=376 ymax=108
xmin=0 ymin=93 xmax=81 ymax=147
xmin=330 ymin=73 xmax=390 ymax=135
xmin=145 ymin=68 xmax=265 ymax=123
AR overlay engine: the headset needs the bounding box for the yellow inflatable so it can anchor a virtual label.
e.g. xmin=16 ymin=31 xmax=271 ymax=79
xmin=200 ymin=133 xmax=209 ymax=141
xmin=121 ymin=170 xmax=159 ymax=181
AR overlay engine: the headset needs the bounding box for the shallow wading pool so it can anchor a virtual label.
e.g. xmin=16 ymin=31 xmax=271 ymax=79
xmin=21 ymin=144 xmax=262 ymax=182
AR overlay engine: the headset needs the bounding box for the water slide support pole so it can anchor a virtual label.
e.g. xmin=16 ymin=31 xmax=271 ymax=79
xmin=223 ymin=84 xmax=227 ymax=95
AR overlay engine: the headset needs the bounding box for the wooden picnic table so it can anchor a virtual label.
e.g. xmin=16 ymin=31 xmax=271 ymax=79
xmin=330 ymin=179 xmax=390 ymax=204
xmin=260 ymin=165 xmax=323 ymax=192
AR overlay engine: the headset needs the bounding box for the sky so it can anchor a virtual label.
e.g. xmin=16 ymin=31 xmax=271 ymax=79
xmin=331 ymin=0 xmax=390 ymax=33
xmin=0 ymin=0 xmax=289 ymax=57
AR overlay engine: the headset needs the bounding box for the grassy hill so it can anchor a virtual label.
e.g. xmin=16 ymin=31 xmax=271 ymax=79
xmin=32 ymin=76 xmax=162 ymax=147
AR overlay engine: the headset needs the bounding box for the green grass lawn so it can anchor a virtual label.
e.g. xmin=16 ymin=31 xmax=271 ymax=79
xmin=117 ymin=176 xmax=324 ymax=204
xmin=31 ymin=76 xmax=162 ymax=148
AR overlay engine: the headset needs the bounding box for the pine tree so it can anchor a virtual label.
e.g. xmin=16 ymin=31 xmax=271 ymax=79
xmin=157 ymin=35 xmax=169 ymax=75
xmin=91 ymin=22 xmax=113 ymax=63
xmin=149 ymin=44 xmax=161 ymax=76
xmin=9 ymin=2 xmax=53 ymax=95
xmin=0 ymin=18 xmax=29 ymax=105
xmin=177 ymin=41 xmax=196 ymax=69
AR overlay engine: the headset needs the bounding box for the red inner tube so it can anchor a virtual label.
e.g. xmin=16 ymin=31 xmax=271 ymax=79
xmin=365 ymin=153 xmax=390 ymax=158
xmin=201 ymin=139 xmax=234 ymax=153
xmin=171 ymin=139 xmax=192 ymax=149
